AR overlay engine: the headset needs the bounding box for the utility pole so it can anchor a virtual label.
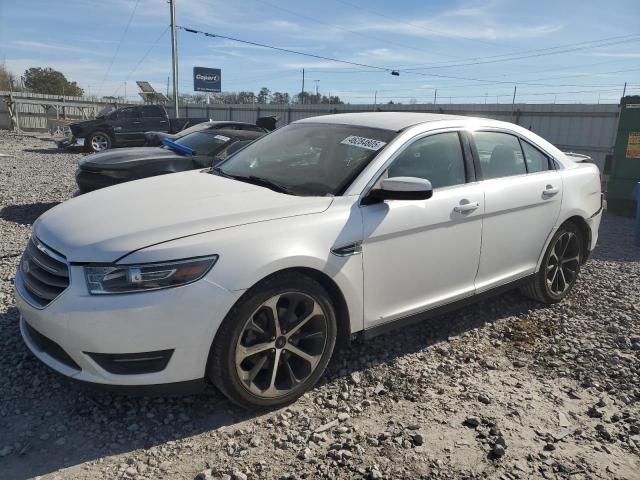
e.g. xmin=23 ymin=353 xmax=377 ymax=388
xmin=314 ymin=79 xmax=320 ymax=97
xmin=169 ymin=0 xmax=179 ymax=118
xmin=433 ymin=89 xmax=437 ymax=105
xmin=374 ymin=90 xmax=377 ymax=109
xmin=511 ymin=85 xmax=517 ymax=108
xmin=166 ymin=76 xmax=170 ymax=98
xmin=301 ymin=69 xmax=305 ymax=105
xmin=622 ymin=81 xmax=627 ymax=98
xmin=124 ymin=81 xmax=127 ymax=102
xmin=484 ymin=93 xmax=487 ymax=104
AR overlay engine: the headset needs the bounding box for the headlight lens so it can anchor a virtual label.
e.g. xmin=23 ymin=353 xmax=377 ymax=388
xmin=84 ymin=256 xmax=218 ymax=294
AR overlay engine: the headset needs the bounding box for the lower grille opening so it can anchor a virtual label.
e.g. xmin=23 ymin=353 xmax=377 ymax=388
xmin=86 ymin=350 xmax=174 ymax=375
xmin=24 ymin=322 xmax=81 ymax=371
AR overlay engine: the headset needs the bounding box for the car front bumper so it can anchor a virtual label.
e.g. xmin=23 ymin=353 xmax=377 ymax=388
xmin=14 ymin=265 xmax=244 ymax=387
xmin=56 ymin=137 xmax=85 ymax=150
xmin=75 ymin=167 xmax=124 ymax=193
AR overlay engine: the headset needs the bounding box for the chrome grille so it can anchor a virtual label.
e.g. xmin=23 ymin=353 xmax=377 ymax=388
xmin=19 ymin=237 xmax=69 ymax=308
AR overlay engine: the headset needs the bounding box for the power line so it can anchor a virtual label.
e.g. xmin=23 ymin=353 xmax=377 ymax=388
xmin=178 ymin=26 xmax=393 ymax=72
xmin=401 ymin=35 xmax=640 ymax=70
xmin=178 ymin=25 xmax=639 ymax=92
xmin=334 ymin=1 xmax=640 ymax=70
xmin=97 ymin=0 xmax=140 ymax=97
xmin=112 ymin=26 xmax=169 ymax=97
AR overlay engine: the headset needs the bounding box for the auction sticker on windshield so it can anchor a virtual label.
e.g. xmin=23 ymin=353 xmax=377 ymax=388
xmin=341 ymin=135 xmax=387 ymax=151
xmin=214 ymin=135 xmax=230 ymax=142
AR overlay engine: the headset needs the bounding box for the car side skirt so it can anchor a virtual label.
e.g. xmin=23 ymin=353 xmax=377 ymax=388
xmin=360 ymin=274 xmax=536 ymax=340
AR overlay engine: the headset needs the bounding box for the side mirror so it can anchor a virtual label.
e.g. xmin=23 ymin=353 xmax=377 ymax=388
xmin=362 ymin=177 xmax=433 ymax=205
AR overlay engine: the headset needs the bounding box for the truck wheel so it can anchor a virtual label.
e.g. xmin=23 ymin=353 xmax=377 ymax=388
xmin=86 ymin=131 xmax=112 ymax=152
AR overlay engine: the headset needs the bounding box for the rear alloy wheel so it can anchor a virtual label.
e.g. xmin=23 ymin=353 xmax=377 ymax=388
xmin=87 ymin=131 xmax=111 ymax=152
xmin=521 ymin=222 xmax=583 ymax=303
xmin=208 ymin=273 xmax=337 ymax=409
xmin=545 ymin=231 xmax=581 ymax=297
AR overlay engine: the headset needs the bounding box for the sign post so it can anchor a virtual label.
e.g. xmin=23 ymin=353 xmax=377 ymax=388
xmin=193 ymin=67 xmax=221 ymax=93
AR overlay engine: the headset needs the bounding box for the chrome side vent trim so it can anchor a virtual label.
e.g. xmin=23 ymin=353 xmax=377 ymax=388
xmin=331 ymin=242 xmax=362 ymax=257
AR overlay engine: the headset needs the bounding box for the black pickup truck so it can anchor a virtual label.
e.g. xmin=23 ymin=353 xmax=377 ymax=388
xmin=58 ymin=104 xmax=209 ymax=153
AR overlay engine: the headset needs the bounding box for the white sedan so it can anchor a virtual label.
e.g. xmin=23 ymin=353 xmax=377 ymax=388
xmin=14 ymin=112 xmax=603 ymax=409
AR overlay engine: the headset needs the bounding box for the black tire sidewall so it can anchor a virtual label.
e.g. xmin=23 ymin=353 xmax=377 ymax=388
xmin=208 ymin=273 xmax=337 ymax=409
xmin=539 ymin=222 xmax=583 ymax=302
xmin=86 ymin=131 xmax=112 ymax=152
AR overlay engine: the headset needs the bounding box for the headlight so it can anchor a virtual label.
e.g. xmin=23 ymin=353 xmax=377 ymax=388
xmin=84 ymin=256 xmax=218 ymax=294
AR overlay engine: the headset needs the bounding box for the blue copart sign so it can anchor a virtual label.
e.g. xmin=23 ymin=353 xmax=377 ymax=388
xmin=193 ymin=67 xmax=221 ymax=93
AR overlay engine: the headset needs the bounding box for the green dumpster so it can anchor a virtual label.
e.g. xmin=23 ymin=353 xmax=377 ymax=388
xmin=608 ymin=95 xmax=640 ymax=216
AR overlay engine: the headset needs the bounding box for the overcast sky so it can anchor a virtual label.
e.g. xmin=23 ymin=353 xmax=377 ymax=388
xmin=1 ymin=0 xmax=639 ymax=104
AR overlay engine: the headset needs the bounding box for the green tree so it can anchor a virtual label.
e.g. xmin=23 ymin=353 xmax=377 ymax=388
xmin=257 ymin=87 xmax=271 ymax=104
xmin=270 ymin=92 xmax=290 ymax=104
xmin=0 ymin=64 xmax=18 ymax=91
xmin=236 ymin=91 xmax=255 ymax=104
xmin=23 ymin=67 xmax=84 ymax=96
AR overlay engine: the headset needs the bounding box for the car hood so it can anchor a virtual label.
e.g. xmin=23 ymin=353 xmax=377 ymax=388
xmin=34 ymin=171 xmax=333 ymax=263
xmin=80 ymin=147 xmax=182 ymax=168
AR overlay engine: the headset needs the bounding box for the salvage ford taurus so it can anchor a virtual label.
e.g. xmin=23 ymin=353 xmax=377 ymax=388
xmin=14 ymin=112 xmax=602 ymax=409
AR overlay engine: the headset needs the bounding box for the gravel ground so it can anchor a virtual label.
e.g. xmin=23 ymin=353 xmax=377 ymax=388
xmin=0 ymin=130 xmax=639 ymax=480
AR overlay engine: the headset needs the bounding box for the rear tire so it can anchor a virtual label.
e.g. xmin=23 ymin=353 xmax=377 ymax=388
xmin=86 ymin=131 xmax=112 ymax=153
xmin=521 ymin=221 xmax=583 ymax=303
xmin=207 ymin=272 xmax=337 ymax=410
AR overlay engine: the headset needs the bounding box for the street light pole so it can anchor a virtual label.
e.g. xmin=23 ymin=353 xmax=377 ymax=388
xmin=169 ymin=0 xmax=180 ymax=118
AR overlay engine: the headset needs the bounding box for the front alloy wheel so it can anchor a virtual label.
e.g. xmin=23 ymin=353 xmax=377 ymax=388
xmin=235 ymin=293 xmax=327 ymax=398
xmin=208 ymin=272 xmax=337 ymax=409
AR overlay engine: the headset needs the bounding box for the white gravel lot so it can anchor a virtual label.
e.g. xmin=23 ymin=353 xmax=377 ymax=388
xmin=0 ymin=130 xmax=639 ymax=480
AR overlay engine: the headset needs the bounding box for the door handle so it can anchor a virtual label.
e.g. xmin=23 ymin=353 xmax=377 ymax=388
xmin=542 ymin=185 xmax=560 ymax=197
xmin=454 ymin=200 xmax=479 ymax=213
xmin=132 ymin=121 xmax=142 ymax=124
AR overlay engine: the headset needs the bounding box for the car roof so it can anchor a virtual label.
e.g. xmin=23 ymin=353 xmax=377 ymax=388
xmin=294 ymin=112 xmax=472 ymax=132
xmin=206 ymin=121 xmax=260 ymax=127
xmin=203 ymin=129 xmax=264 ymax=140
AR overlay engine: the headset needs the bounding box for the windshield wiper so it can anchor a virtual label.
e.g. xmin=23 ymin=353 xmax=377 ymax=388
xmin=212 ymin=168 xmax=294 ymax=195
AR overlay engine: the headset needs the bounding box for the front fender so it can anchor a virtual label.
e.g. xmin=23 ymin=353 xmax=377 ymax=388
xmin=119 ymin=199 xmax=365 ymax=333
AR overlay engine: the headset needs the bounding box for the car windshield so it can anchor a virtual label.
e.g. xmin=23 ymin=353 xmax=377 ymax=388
xmin=176 ymin=121 xmax=213 ymax=137
xmin=215 ymin=123 xmax=396 ymax=196
xmin=166 ymin=132 xmax=230 ymax=156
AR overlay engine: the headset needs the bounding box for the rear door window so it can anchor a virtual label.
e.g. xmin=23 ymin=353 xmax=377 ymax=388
xmin=140 ymin=105 xmax=164 ymax=118
xmin=118 ymin=107 xmax=140 ymax=120
xmin=473 ymin=131 xmax=527 ymax=180
xmin=521 ymin=141 xmax=551 ymax=173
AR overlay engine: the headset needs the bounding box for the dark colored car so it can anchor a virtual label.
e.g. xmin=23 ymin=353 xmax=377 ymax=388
xmin=75 ymin=129 xmax=264 ymax=193
xmin=144 ymin=121 xmax=267 ymax=147
xmin=59 ymin=104 xmax=209 ymax=153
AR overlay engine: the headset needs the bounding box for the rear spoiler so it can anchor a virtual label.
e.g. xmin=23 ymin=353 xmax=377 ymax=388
xmin=563 ymin=152 xmax=593 ymax=163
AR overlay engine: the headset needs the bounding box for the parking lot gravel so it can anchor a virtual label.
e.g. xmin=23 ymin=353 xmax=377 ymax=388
xmin=1 ymin=130 xmax=639 ymax=479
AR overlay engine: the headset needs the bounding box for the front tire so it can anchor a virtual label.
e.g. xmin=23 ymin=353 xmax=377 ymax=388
xmin=86 ymin=131 xmax=112 ymax=152
xmin=208 ymin=272 xmax=337 ymax=409
xmin=521 ymin=222 xmax=583 ymax=303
